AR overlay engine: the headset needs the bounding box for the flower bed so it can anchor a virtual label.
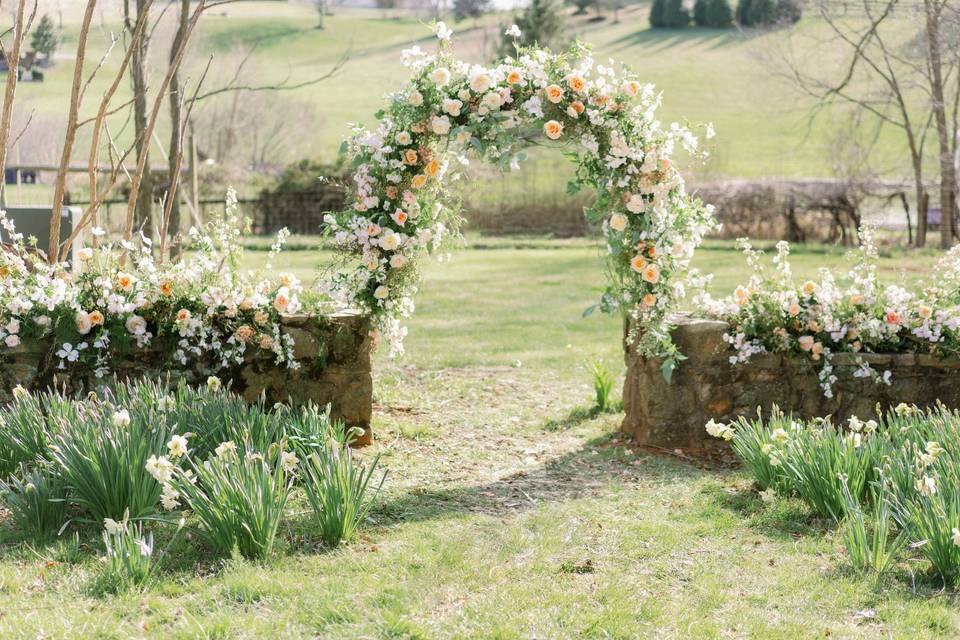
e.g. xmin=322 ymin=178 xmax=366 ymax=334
xmin=621 ymin=315 xmax=960 ymax=452
xmin=0 ymin=193 xmax=373 ymax=441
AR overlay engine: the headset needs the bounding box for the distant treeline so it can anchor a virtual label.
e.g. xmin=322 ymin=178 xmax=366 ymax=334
xmin=650 ymin=0 xmax=802 ymax=29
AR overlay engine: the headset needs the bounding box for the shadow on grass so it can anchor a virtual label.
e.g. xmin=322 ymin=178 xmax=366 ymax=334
xmin=373 ymin=433 xmax=706 ymax=526
xmin=604 ymin=26 xmax=763 ymax=56
xmin=704 ymin=482 xmax=829 ymax=541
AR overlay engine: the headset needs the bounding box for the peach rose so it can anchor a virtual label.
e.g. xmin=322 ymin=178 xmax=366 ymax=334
xmin=89 ymin=311 xmax=105 ymax=326
xmin=630 ymin=255 xmax=647 ymax=274
xmin=642 ymin=264 xmax=660 ymax=284
xmin=543 ymin=120 xmax=563 ymax=140
xmin=545 ymin=84 xmax=564 ymax=103
xmin=411 ymin=174 xmax=427 ymax=189
xmin=567 ymin=75 xmax=586 ymax=92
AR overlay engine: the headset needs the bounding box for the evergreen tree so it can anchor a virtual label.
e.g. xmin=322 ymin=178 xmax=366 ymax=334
xmin=663 ymin=0 xmax=690 ymax=28
xmin=501 ymin=0 xmax=566 ymax=55
xmin=747 ymin=0 xmax=777 ymax=25
xmin=454 ymin=0 xmax=491 ymax=21
xmin=705 ymin=0 xmax=733 ymax=27
xmin=30 ymin=14 xmax=59 ymax=59
xmin=572 ymin=0 xmax=597 ymax=15
xmin=735 ymin=0 xmax=753 ymax=25
xmin=649 ymin=0 xmax=667 ymax=27
xmin=776 ymin=0 xmax=802 ymax=24
xmin=693 ymin=0 xmax=708 ymax=26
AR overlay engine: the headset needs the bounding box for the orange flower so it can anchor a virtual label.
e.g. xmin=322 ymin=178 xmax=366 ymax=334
xmin=642 ymin=264 xmax=660 ymax=284
xmin=159 ymin=281 xmax=174 ymax=297
xmin=545 ymin=84 xmax=564 ymax=104
xmin=543 ymin=120 xmax=564 ymax=140
xmin=630 ymin=255 xmax=647 ymax=273
xmin=425 ymin=159 xmax=441 ymax=176
xmin=567 ymin=75 xmax=586 ymax=92
xmin=642 ymin=293 xmax=657 ymax=307
xmin=569 ymin=100 xmax=585 ymax=114
xmin=117 ymin=272 xmax=134 ymax=292
xmin=89 ymin=311 xmax=105 ymax=326
xmin=506 ymin=70 xmax=523 ymax=84
xmin=646 ymin=245 xmax=657 ymax=259
xmin=176 ymin=308 xmax=191 ymax=322
xmin=411 ymin=174 xmax=427 ymax=189
xmin=235 ymin=325 xmax=255 ymax=342
xmin=385 ymin=186 xmax=399 ymax=200
xmin=403 ymin=149 xmax=418 ymax=165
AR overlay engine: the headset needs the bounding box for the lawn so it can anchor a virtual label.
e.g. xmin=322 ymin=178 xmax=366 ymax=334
xmin=0 ymin=238 xmax=954 ymax=638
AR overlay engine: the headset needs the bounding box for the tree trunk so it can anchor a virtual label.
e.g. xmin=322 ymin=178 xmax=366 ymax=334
xmin=166 ymin=0 xmax=190 ymax=259
xmin=127 ymin=0 xmax=153 ymax=239
xmin=926 ymin=0 xmax=955 ymax=249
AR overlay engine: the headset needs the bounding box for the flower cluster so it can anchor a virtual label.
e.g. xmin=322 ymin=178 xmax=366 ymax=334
xmin=325 ymin=23 xmax=715 ymax=361
xmin=0 ymin=190 xmax=302 ymax=377
xmin=698 ymin=228 xmax=960 ymax=397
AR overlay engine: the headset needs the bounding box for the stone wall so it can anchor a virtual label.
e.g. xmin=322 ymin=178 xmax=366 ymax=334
xmin=0 ymin=312 xmax=375 ymax=445
xmin=622 ymin=316 xmax=960 ymax=452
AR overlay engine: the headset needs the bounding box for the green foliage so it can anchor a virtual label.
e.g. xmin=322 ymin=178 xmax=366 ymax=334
xmin=572 ymin=0 xmax=597 ymax=14
xmin=0 ymin=463 xmax=66 ymax=539
xmin=172 ymin=447 xmax=294 ymax=560
xmin=726 ymin=413 xmax=790 ymax=492
xmin=500 ymin=0 xmax=567 ymax=54
xmin=587 ymin=358 xmax=616 ymax=413
xmin=693 ymin=0 xmax=709 ymax=26
xmin=746 ymin=0 xmax=777 ymax=26
xmin=266 ymin=158 xmax=346 ymax=194
xmin=662 ymin=0 xmax=691 ymax=28
xmin=92 ymin=515 xmax=159 ymax=595
xmin=303 ymin=441 xmax=385 ymax=547
xmin=649 ymin=0 xmax=667 ymax=27
xmin=30 ymin=14 xmax=59 ymax=58
xmin=453 ymin=0 xmax=491 ymax=21
xmin=49 ymin=398 xmax=174 ymax=523
xmin=838 ymin=480 xmax=906 ymax=575
xmin=705 ymin=0 xmax=734 ymax=27
xmin=735 ymin=0 xmax=753 ymax=25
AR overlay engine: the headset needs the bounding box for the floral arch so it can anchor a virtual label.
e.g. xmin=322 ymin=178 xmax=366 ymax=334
xmin=325 ymin=25 xmax=717 ymax=373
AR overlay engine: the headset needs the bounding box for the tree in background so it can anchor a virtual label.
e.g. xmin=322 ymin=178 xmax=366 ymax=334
xmin=663 ymin=0 xmax=691 ymax=27
xmin=705 ymin=0 xmax=733 ymax=27
xmin=500 ymin=0 xmax=566 ymax=54
xmin=649 ymin=0 xmax=667 ymax=27
xmin=693 ymin=0 xmax=708 ymax=25
xmin=746 ymin=0 xmax=777 ymax=25
xmin=572 ymin=0 xmax=597 ymax=15
xmin=735 ymin=0 xmax=753 ymax=25
xmin=30 ymin=14 xmax=60 ymax=61
xmin=454 ymin=0 xmax=491 ymax=21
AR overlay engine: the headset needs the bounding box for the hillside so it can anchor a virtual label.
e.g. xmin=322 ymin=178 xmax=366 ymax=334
xmin=9 ymin=1 xmax=912 ymax=187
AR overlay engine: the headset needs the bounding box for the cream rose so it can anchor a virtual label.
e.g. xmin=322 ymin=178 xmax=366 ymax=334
xmin=431 ymin=115 xmax=451 ymax=135
xmin=469 ymin=71 xmax=491 ymax=93
xmin=442 ymin=98 xmax=463 ymax=117
xmin=543 ymin=120 xmax=563 ymax=140
xmin=75 ymin=311 xmax=92 ymax=335
xmin=431 ymin=67 xmax=451 ymax=86
xmin=609 ymin=214 xmax=628 ymax=232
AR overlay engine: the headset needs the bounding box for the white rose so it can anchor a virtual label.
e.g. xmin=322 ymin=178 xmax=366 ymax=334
xmin=609 ymin=214 xmax=628 ymax=232
xmin=469 ymin=71 xmax=491 ymax=93
xmin=373 ymin=285 xmax=390 ymax=300
xmin=482 ymin=92 xmax=502 ymax=111
xmin=407 ymin=90 xmax=423 ymax=106
xmin=390 ymin=254 xmax=408 ymax=269
xmin=396 ymin=131 xmax=412 ymax=145
xmin=431 ymin=116 xmax=451 ymax=135
xmin=625 ymin=194 xmax=645 ymax=214
xmin=442 ymin=98 xmax=462 ymax=117
xmin=4 ymin=334 xmax=20 ymax=348
xmin=125 ymin=314 xmax=147 ymax=336
xmin=75 ymin=311 xmax=92 ymax=335
xmin=379 ymin=231 xmax=400 ymax=251
xmin=431 ymin=67 xmax=451 ymax=86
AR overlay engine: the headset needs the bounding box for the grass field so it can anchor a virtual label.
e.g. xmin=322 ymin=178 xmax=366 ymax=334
xmin=2 ymin=240 xmax=953 ymax=638
xmin=10 ymin=1 xmax=913 ymax=185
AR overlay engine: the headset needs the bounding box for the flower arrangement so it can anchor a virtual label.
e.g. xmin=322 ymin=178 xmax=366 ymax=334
xmin=325 ymin=23 xmax=715 ymax=366
xmin=698 ymin=227 xmax=960 ymax=397
xmin=0 ymin=189 xmax=303 ymax=378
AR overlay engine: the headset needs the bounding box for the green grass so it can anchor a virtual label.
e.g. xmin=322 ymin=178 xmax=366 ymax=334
xmin=0 ymin=239 xmax=957 ymax=637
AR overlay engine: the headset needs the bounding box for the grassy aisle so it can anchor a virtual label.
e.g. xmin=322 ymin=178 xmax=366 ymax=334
xmin=0 ymin=240 xmax=955 ymax=638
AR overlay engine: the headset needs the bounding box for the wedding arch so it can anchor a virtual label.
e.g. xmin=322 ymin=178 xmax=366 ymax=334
xmin=324 ymin=25 xmax=717 ymax=374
